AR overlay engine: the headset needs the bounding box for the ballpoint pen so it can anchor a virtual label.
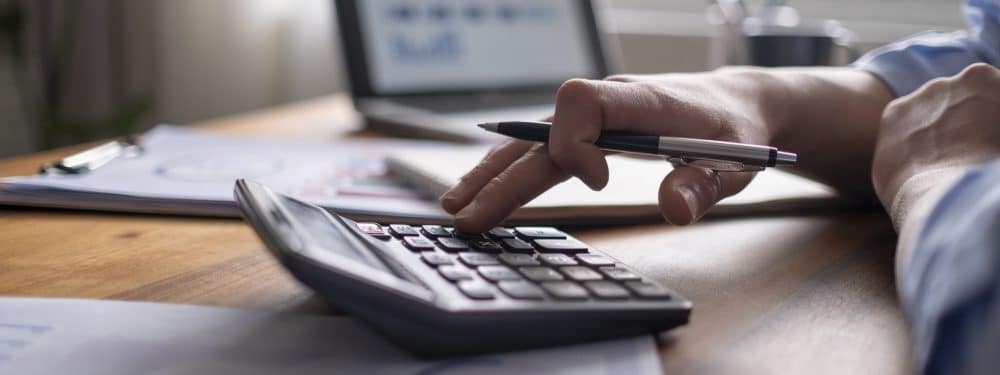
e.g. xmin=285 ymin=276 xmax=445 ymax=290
xmin=478 ymin=121 xmax=796 ymax=172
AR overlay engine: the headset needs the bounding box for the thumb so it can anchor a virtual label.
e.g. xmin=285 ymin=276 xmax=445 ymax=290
xmin=658 ymin=166 xmax=756 ymax=225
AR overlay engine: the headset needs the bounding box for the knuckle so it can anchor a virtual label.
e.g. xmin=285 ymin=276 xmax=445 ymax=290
xmin=547 ymin=145 xmax=575 ymax=170
xmin=556 ymin=78 xmax=599 ymax=105
xmin=881 ymin=99 xmax=909 ymax=125
xmin=923 ymin=76 xmax=951 ymax=92
xmin=604 ymin=74 xmax=637 ymax=82
xmin=958 ymin=63 xmax=998 ymax=81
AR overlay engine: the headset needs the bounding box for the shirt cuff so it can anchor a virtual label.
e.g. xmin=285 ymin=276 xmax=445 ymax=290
xmin=853 ymin=30 xmax=981 ymax=97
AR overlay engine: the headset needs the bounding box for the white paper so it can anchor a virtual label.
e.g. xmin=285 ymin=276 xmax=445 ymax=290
xmin=0 ymin=125 xmax=450 ymax=220
xmin=0 ymin=298 xmax=663 ymax=375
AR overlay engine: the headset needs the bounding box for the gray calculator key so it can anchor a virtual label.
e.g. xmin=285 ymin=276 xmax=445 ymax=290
xmin=599 ymin=267 xmax=641 ymax=281
xmin=538 ymin=254 xmax=578 ymax=266
xmin=541 ymin=281 xmax=589 ymax=300
xmin=437 ymin=237 xmax=469 ymax=252
xmin=625 ymin=281 xmax=672 ymax=300
xmin=421 ymin=225 xmax=451 ymax=238
xmin=534 ymin=239 xmax=588 ymax=254
xmin=576 ymin=253 xmax=615 ymax=267
xmin=498 ymin=253 xmax=540 ymax=266
xmin=500 ymin=238 xmax=535 ymax=254
xmin=438 ymin=266 xmax=473 ymax=282
xmin=458 ymin=282 xmax=495 ymax=300
xmin=470 ymin=239 xmax=503 ymax=254
xmin=458 ymin=252 xmax=500 ymax=266
xmin=421 ymin=252 xmax=454 ymax=266
xmin=583 ymin=281 xmax=630 ymax=299
xmin=389 ymin=224 xmax=419 ymax=237
xmin=403 ymin=236 xmax=435 ymax=251
xmin=487 ymin=227 xmax=516 ymax=239
xmin=518 ymin=266 xmax=564 ymax=281
xmin=560 ymin=266 xmax=604 ymax=281
xmin=478 ymin=265 xmax=522 ymax=282
xmin=497 ymin=281 xmax=545 ymax=300
xmin=515 ymin=227 xmax=567 ymax=239
xmin=453 ymin=231 xmax=486 ymax=240
xmin=356 ymin=223 xmax=390 ymax=239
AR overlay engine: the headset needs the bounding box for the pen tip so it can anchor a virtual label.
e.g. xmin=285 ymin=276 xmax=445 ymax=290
xmin=478 ymin=122 xmax=499 ymax=132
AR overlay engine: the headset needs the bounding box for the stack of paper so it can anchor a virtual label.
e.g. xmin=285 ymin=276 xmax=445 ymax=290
xmin=0 ymin=297 xmax=663 ymax=374
xmin=0 ymin=126 xmax=451 ymax=223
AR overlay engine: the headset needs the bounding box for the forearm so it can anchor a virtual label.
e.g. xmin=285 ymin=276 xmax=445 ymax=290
xmin=741 ymin=67 xmax=894 ymax=199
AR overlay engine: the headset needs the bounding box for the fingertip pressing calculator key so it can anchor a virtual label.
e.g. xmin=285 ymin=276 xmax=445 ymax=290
xmin=234 ymin=179 xmax=692 ymax=357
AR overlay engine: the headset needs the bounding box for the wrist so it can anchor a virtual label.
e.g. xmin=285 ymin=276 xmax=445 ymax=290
xmin=889 ymin=167 xmax=968 ymax=259
xmin=712 ymin=66 xmax=792 ymax=141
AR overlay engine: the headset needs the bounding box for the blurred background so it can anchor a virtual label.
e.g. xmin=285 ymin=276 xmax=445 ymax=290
xmin=0 ymin=0 xmax=964 ymax=157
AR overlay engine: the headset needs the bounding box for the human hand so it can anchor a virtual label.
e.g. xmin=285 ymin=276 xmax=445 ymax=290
xmin=872 ymin=63 xmax=1000 ymax=222
xmin=440 ymin=70 xmax=781 ymax=232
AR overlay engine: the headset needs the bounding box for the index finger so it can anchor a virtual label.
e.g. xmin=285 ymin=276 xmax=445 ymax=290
xmin=453 ymin=144 xmax=570 ymax=232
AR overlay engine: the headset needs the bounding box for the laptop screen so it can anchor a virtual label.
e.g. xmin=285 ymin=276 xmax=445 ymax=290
xmin=355 ymin=0 xmax=600 ymax=94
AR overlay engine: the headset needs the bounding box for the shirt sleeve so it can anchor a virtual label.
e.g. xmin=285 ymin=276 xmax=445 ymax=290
xmin=902 ymin=158 xmax=1000 ymax=374
xmin=853 ymin=0 xmax=1000 ymax=97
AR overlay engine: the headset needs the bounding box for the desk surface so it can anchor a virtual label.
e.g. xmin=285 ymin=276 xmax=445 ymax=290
xmin=0 ymin=94 xmax=911 ymax=374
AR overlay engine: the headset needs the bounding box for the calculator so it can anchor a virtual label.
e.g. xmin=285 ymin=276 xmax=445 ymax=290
xmin=234 ymin=179 xmax=692 ymax=356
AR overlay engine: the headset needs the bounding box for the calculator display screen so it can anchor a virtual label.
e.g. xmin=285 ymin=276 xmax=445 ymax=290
xmin=280 ymin=197 xmax=397 ymax=276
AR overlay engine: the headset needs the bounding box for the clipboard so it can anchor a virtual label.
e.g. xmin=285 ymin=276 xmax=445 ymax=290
xmin=38 ymin=136 xmax=144 ymax=175
xmin=2 ymin=125 xmax=453 ymax=224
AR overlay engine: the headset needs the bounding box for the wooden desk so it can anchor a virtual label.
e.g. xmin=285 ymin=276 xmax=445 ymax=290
xmin=0 ymin=94 xmax=911 ymax=374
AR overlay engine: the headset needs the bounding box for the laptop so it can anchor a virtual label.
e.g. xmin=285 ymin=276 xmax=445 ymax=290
xmin=334 ymin=0 xmax=616 ymax=142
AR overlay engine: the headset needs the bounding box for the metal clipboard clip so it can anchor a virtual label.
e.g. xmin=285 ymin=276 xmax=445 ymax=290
xmin=38 ymin=136 xmax=144 ymax=175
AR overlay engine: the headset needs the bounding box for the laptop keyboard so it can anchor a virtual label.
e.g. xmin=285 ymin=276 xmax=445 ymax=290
xmin=356 ymin=223 xmax=674 ymax=302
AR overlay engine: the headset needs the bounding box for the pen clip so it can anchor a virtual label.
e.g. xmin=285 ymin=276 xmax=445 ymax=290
xmin=667 ymin=157 xmax=765 ymax=172
xmin=39 ymin=136 xmax=143 ymax=175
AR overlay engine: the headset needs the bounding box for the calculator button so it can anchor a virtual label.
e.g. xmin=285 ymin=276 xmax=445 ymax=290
xmin=541 ymin=281 xmax=589 ymax=300
xmin=576 ymin=254 xmax=615 ymax=267
xmin=624 ymin=281 xmax=672 ymax=300
xmin=477 ymin=266 xmax=522 ymax=282
xmin=453 ymin=231 xmax=486 ymax=240
xmin=497 ymin=281 xmax=545 ymax=300
xmin=356 ymin=223 xmax=390 ymax=239
xmin=437 ymin=238 xmax=469 ymax=252
xmin=498 ymin=253 xmax=540 ymax=267
xmin=560 ymin=266 xmax=604 ymax=281
xmin=534 ymin=239 xmax=588 ymax=254
xmin=421 ymin=225 xmax=451 ymax=238
xmin=388 ymin=224 xmax=419 ymax=237
xmin=518 ymin=266 xmax=564 ymax=281
xmin=421 ymin=252 xmax=454 ymax=266
xmin=500 ymin=238 xmax=535 ymax=254
xmin=515 ymin=227 xmax=567 ymax=240
xmin=537 ymin=254 xmax=578 ymax=266
xmin=458 ymin=252 xmax=500 ymax=266
xmin=469 ymin=239 xmax=503 ymax=254
xmin=487 ymin=227 xmax=516 ymax=239
xmin=402 ymin=237 xmax=435 ymax=251
xmin=438 ymin=266 xmax=473 ymax=282
xmin=458 ymin=282 xmax=495 ymax=300
xmin=583 ymin=281 xmax=631 ymax=299
xmin=599 ymin=267 xmax=641 ymax=281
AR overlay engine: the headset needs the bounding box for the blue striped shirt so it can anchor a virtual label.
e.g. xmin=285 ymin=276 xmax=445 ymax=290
xmin=854 ymin=1 xmax=1000 ymax=373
